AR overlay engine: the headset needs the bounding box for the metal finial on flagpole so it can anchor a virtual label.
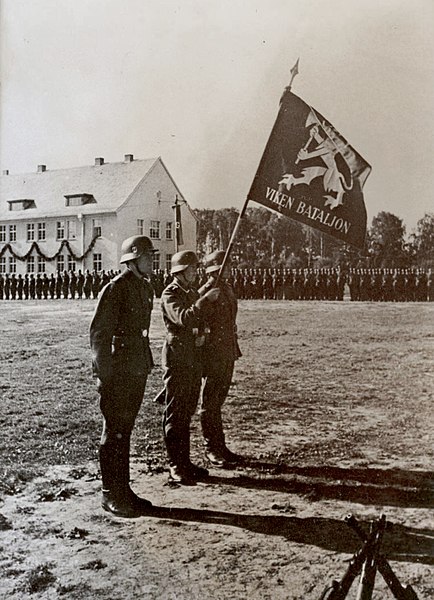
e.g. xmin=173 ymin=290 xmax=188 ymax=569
xmin=280 ymin=58 xmax=300 ymax=104
xmin=288 ymin=58 xmax=299 ymax=90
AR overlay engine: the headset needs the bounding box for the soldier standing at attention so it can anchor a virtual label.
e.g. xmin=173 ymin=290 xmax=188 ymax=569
xmin=161 ymin=251 xmax=220 ymax=485
xmin=199 ymin=250 xmax=242 ymax=467
xmin=90 ymin=235 xmax=156 ymax=518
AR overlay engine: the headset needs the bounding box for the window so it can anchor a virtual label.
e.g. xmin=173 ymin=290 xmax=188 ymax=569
xmin=152 ymin=252 xmax=160 ymax=272
xmin=149 ymin=220 xmax=160 ymax=240
xmin=27 ymin=223 xmax=35 ymax=242
xmin=93 ymin=253 xmax=102 ymax=271
xmin=38 ymin=222 xmax=46 ymax=241
xmin=67 ymin=255 xmax=76 ymax=272
xmin=7 ymin=199 xmax=36 ymax=211
xmin=9 ymin=225 xmax=16 ymax=242
xmin=67 ymin=220 xmax=76 ymax=240
xmin=137 ymin=219 xmax=144 ymax=235
xmin=165 ymin=253 xmax=172 ymax=272
xmin=166 ymin=222 xmax=173 ymax=240
xmin=37 ymin=256 xmax=45 ymax=273
xmin=0 ymin=257 xmax=6 ymax=273
xmin=9 ymin=256 xmax=16 ymax=273
xmin=92 ymin=219 xmax=102 ymax=238
xmin=57 ymin=255 xmax=65 ymax=273
xmin=64 ymin=194 xmax=96 ymax=207
xmin=0 ymin=225 xmax=6 ymax=242
xmin=27 ymin=256 xmax=35 ymax=273
xmin=57 ymin=221 xmax=65 ymax=240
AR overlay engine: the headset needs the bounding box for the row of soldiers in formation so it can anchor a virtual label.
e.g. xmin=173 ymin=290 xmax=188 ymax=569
xmin=0 ymin=266 xmax=433 ymax=302
xmin=0 ymin=270 xmax=117 ymax=300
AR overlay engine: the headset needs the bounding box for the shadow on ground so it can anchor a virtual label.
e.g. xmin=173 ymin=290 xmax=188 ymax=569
xmin=149 ymin=505 xmax=434 ymax=566
xmin=200 ymin=460 xmax=434 ymax=509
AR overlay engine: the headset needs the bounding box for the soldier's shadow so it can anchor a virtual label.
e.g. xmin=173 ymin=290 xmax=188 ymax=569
xmin=198 ymin=459 xmax=434 ymax=509
xmin=149 ymin=506 xmax=434 ymax=566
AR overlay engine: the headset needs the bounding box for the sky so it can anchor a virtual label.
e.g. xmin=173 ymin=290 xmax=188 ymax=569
xmin=1 ymin=0 xmax=433 ymax=234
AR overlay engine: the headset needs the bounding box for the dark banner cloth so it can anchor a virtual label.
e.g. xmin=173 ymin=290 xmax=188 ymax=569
xmin=247 ymin=90 xmax=371 ymax=249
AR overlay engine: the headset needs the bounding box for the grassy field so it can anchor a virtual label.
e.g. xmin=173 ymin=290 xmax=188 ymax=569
xmin=0 ymin=299 xmax=433 ymax=599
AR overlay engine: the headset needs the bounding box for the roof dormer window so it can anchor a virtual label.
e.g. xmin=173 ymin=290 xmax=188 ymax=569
xmin=8 ymin=199 xmax=36 ymax=211
xmin=64 ymin=194 xmax=96 ymax=207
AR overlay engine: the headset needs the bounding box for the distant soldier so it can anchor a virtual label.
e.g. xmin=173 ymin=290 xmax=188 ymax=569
xmin=382 ymin=269 xmax=394 ymax=302
xmin=283 ymin=268 xmax=293 ymax=300
xmin=17 ymin=274 xmax=24 ymax=300
xmin=10 ymin=274 xmax=18 ymax=300
xmin=263 ymin=269 xmax=273 ymax=300
xmin=92 ymin=271 xmax=101 ymax=298
xmin=49 ymin=274 xmax=56 ymax=299
xmin=55 ymin=271 xmax=63 ymax=299
xmin=348 ymin=269 xmax=360 ymax=301
xmin=42 ymin=273 xmax=49 ymax=299
xmin=90 ymin=235 xmax=156 ymax=518
xmin=69 ymin=271 xmax=77 ymax=299
xmin=61 ymin=270 xmax=70 ymax=299
xmin=23 ymin=274 xmax=30 ymax=300
xmin=83 ymin=270 xmax=93 ymax=299
xmin=336 ymin=269 xmax=346 ymax=301
xmin=4 ymin=274 xmax=10 ymax=300
xmin=76 ymin=270 xmax=85 ymax=299
xmin=35 ymin=274 xmax=43 ymax=299
xmin=29 ymin=274 xmax=36 ymax=299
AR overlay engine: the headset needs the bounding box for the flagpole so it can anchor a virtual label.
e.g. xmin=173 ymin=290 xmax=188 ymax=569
xmin=215 ymin=59 xmax=300 ymax=286
xmin=173 ymin=195 xmax=179 ymax=253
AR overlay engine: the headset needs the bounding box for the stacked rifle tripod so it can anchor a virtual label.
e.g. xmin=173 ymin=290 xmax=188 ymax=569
xmin=320 ymin=515 xmax=419 ymax=600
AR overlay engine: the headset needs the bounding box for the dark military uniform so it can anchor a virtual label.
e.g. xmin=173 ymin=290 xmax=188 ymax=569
xmin=161 ymin=279 xmax=208 ymax=473
xmin=90 ymin=269 xmax=154 ymax=507
xmin=199 ymin=278 xmax=241 ymax=457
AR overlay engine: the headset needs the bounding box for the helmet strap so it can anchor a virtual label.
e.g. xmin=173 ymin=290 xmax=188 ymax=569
xmin=127 ymin=261 xmax=147 ymax=279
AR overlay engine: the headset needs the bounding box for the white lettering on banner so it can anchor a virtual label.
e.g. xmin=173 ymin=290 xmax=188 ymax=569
xmin=295 ymin=200 xmax=351 ymax=234
xmin=265 ymin=187 xmax=294 ymax=210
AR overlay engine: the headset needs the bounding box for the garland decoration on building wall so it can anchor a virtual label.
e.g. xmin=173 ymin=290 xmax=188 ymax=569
xmin=0 ymin=236 xmax=99 ymax=262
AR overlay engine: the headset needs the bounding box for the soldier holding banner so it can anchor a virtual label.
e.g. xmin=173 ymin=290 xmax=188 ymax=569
xmin=160 ymin=250 xmax=220 ymax=484
xmin=199 ymin=250 xmax=243 ymax=468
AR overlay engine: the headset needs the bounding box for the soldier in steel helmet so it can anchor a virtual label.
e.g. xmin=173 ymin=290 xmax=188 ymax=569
xmin=90 ymin=235 xmax=156 ymax=517
xmin=199 ymin=250 xmax=242 ymax=468
xmin=161 ymin=250 xmax=220 ymax=485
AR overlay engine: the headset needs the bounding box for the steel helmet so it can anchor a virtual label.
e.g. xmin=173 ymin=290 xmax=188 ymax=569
xmin=170 ymin=250 xmax=199 ymax=274
xmin=119 ymin=235 xmax=156 ymax=264
xmin=204 ymin=250 xmax=227 ymax=274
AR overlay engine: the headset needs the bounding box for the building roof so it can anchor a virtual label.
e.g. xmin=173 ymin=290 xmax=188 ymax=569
xmin=0 ymin=157 xmax=160 ymax=221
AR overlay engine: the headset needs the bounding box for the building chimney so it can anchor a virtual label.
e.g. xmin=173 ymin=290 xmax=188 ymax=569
xmin=37 ymin=165 xmax=47 ymax=173
xmin=95 ymin=157 xmax=104 ymax=166
xmin=124 ymin=154 xmax=134 ymax=163
xmin=2 ymin=169 xmax=9 ymax=175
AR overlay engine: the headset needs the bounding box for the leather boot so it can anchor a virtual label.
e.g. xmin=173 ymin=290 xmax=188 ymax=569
xmin=120 ymin=437 xmax=153 ymax=512
xmin=99 ymin=442 xmax=146 ymax=518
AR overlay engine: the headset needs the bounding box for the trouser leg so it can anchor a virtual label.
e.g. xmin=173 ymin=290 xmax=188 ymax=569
xmin=163 ymin=366 xmax=201 ymax=469
xmin=99 ymin=376 xmax=146 ymax=497
xmin=200 ymin=362 xmax=234 ymax=452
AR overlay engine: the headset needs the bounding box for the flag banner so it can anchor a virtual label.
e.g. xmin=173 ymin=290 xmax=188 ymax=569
xmin=174 ymin=201 xmax=184 ymax=246
xmin=247 ymin=90 xmax=371 ymax=248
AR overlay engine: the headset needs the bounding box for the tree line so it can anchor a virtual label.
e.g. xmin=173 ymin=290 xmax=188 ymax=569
xmin=194 ymin=207 xmax=434 ymax=270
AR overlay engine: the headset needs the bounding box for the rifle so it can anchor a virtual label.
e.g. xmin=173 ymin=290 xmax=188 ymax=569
xmin=355 ymin=515 xmax=385 ymax=600
xmin=319 ymin=522 xmax=379 ymax=600
xmin=345 ymin=515 xmax=419 ymax=600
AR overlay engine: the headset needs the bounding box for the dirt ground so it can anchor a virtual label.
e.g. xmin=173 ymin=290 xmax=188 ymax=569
xmin=0 ymin=299 xmax=433 ymax=599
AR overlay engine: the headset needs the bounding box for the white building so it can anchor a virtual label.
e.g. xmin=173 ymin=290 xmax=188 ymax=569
xmin=0 ymin=155 xmax=197 ymax=275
